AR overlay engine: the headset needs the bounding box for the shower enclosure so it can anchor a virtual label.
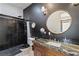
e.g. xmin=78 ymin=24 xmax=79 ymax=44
xmin=0 ymin=14 xmax=25 ymax=51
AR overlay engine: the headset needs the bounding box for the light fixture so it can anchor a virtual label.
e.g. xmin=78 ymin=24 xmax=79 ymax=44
xmin=41 ymin=6 xmax=47 ymax=15
xmin=31 ymin=22 xmax=36 ymax=28
xmin=40 ymin=28 xmax=45 ymax=33
xmin=48 ymin=32 xmax=51 ymax=35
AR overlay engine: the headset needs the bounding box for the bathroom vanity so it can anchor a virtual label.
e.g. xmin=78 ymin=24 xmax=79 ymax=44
xmin=32 ymin=40 xmax=64 ymax=56
xmin=32 ymin=39 xmax=79 ymax=56
xmin=31 ymin=10 xmax=79 ymax=56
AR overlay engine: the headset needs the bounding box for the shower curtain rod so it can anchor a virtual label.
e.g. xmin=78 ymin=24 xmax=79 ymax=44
xmin=0 ymin=14 xmax=24 ymax=21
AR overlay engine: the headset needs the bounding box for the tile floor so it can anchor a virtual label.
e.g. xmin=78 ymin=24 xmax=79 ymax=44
xmin=0 ymin=44 xmax=34 ymax=56
xmin=15 ymin=47 xmax=34 ymax=56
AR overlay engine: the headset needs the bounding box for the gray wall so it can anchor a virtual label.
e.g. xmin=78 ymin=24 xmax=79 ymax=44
xmin=24 ymin=3 xmax=79 ymax=45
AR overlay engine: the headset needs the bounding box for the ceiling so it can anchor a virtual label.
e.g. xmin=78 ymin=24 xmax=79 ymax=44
xmin=7 ymin=3 xmax=32 ymax=10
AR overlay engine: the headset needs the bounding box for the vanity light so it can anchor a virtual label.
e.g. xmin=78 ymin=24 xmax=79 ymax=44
xmin=41 ymin=6 xmax=47 ymax=15
xmin=48 ymin=32 xmax=51 ymax=35
xmin=31 ymin=22 xmax=36 ymax=28
xmin=40 ymin=28 xmax=45 ymax=33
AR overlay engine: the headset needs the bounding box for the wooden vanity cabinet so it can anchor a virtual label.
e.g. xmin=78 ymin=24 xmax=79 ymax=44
xmin=32 ymin=41 xmax=65 ymax=56
xmin=47 ymin=50 xmax=65 ymax=56
xmin=33 ymin=42 xmax=47 ymax=56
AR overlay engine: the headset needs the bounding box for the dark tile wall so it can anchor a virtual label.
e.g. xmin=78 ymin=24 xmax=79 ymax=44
xmin=24 ymin=3 xmax=79 ymax=45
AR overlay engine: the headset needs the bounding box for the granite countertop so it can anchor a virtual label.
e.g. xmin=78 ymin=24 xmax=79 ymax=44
xmin=33 ymin=38 xmax=79 ymax=56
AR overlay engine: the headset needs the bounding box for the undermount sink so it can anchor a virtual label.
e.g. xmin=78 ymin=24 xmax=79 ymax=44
xmin=46 ymin=41 xmax=62 ymax=47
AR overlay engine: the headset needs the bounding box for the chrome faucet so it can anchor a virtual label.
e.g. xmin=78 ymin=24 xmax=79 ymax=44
xmin=54 ymin=38 xmax=56 ymax=41
xmin=64 ymin=36 xmax=67 ymax=43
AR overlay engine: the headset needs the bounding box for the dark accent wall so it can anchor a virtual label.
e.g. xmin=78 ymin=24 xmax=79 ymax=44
xmin=24 ymin=3 xmax=79 ymax=45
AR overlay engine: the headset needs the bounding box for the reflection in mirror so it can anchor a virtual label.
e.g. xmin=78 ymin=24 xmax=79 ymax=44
xmin=46 ymin=10 xmax=72 ymax=34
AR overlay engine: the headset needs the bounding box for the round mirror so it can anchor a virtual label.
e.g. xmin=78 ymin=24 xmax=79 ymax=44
xmin=46 ymin=10 xmax=72 ymax=34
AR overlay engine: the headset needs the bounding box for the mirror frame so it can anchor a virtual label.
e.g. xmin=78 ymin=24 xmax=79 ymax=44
xmin=46 ymin=10 xmax=72 ymax=34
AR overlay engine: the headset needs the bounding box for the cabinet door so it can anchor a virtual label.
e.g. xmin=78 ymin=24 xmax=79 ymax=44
xmin=33 ymin=43 xmax=46 ymax=56
xmin=34 ymin=48 xmax=42 ymax=56
xmin=33 ymin=42 xmax=65 ymax=56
